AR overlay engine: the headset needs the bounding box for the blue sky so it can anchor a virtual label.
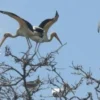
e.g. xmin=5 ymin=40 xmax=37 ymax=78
xmin=0 ymin=0 xmax=100 ymax=99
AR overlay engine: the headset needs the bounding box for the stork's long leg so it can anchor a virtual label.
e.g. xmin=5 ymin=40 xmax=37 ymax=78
xmin=34 ymin=42 xmax=38 ymax=53
xmin=23 ymin=37 xmax=32 ymax=58
xmin=34 ymin=42 xmax=40 ymax=60
xmin=34 ymin=42 xmax=41 ymax=57
xmin=37 ymin=43 xmax=41 ymax=57
xmin=26 ymin=37 xmax=32 ymax=49
xmin=28 ymin=39 xmax=32 ymax=49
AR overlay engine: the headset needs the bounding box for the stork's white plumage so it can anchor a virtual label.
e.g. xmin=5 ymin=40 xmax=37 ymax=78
xmin=52 ymin=88 xmax=63 ymax=97
xmin=52 ymin=83 xmax=74 ymax=99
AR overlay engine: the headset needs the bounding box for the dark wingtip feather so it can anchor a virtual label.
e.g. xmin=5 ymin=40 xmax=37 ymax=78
xmin=55 ymin=10 xmax=59 ymax=17
xmin=0 ymin=10 xmax=4 ymax=13
xmin=0 ymin=11 xmax=8 ymax=15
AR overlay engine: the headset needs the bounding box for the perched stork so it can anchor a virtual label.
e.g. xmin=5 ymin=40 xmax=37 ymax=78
xmin=0 ymin=10 xmax=62 ymax=51
xmin=24 ymin=77 xmax=41 ymax=93
xmin=52 ymin=83 xmax=74 ymax=100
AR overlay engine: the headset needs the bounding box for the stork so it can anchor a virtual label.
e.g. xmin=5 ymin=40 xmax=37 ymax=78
xmin=33 ymin=10 xmax=62 ymax=51
xmin=52 ymin=83 xmax=74 ymax=100
xmin=24 ymin=77 xmax=41 ymax=93
xmin=0 ymin=10 xmax=62 ymax=52
xmin=0 ymin=10 xmax=44 ymax=49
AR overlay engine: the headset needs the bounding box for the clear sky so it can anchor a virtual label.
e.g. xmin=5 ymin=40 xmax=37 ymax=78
xmin=0 ymin=0 xmax=100 ymax=99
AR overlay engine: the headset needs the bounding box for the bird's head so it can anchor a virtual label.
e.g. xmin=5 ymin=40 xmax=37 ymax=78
xmin=51 ymin=32 xmax=62 ymax=45
xmin=0 ymin=33 xmax=11 ymax=47
xmin=4 ymin=33 xmax=12 ymax=37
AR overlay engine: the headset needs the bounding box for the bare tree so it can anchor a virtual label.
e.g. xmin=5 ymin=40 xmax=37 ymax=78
xmin=0 ymin=43 xmax=99 ymax=100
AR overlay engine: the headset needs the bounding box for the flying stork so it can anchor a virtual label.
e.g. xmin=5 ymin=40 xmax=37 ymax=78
xmin=0 ymin=10 xmax=62 ymax=51
xmin=0 ymin=10 xmax=43 ymax=49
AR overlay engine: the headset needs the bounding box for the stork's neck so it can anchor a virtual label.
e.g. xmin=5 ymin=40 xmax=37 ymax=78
xmin=9 ymin=34 xmax=18 ymax=38
xmin=5 ymin=33 xmax=18 ymax=38
xmin=47 ymin=34 xmax=54 ymax=42
xmin=42 ymin=33 xmax=54 ymax=42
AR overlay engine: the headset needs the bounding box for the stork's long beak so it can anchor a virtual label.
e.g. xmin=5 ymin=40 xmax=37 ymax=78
xmin=54 ymin=33 xmax=62 ymax=45
xmin=0 ymin=37 xmax=7 ymax=47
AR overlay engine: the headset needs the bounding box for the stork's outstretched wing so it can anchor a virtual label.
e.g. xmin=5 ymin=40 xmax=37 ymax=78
xmin=0 ymin=10 xmax=34 ymax=32
xmin=39 ymin=11 xmax=59 ymax=34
